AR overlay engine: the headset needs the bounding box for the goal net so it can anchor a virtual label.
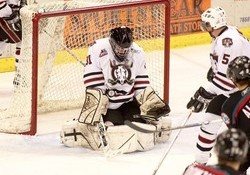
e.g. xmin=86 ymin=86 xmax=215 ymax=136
xmin=0 ymin=0 xmax=170 ymax=135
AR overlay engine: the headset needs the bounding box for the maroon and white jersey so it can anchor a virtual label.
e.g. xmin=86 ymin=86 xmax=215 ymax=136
xmin=83 ymin=38 xmax=150 ymax=109
xmin=207 ymin=26 xmax=250 ymax=96
xmin=0 ymin=0 xmax=20 ymax=17
xmin=0 ymin=0 xmax=22 ymax=44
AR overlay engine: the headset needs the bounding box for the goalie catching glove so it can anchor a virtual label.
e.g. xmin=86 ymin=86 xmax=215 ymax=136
xmin=187 ymin=87 xmax=216 ymax=112
xmin=136 ymin=86 xmax=170 ymax=122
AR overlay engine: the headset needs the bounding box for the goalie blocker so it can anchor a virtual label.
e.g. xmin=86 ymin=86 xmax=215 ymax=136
xmin=60 ymin=87 xmax=171 ymax=153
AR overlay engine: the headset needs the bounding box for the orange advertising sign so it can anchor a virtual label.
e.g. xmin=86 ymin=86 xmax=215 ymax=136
xmin=170 ymin=0 xmax=211 ymax=34
xmin=63 ymin=5 xmax=166 ymax=48
xmin=63 ymin=0 xmax=211 ymax=48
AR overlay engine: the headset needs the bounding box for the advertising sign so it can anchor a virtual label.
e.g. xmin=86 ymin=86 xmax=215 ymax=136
xmin=170 ymin=0 xmax=211 ymax=35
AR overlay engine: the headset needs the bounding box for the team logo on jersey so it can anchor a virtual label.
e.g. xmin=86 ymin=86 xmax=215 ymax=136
xmin=222 ymin=38 xmax=233 ymax=47
xmin=99 ymin=49 xmax=108 ymax=57
xmin=108 ymin=60 xmax=134 ymax=85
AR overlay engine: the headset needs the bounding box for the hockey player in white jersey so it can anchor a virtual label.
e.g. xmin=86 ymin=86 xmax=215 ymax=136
xmin=61 ymin=26 xmax=171 ymax=154
xmin=0 ymin=0 xmax=26 ymax=85
xmin=186 ymin=7 xmax=250 ymax=165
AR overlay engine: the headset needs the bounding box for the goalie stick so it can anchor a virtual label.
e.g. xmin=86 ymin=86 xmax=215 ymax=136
xmin=97 ymin=119 xmax=127 ymax=158
xmin=97 ymin=121 xmax=108 ymax=148
xmin=152 ymin=109 xmax=193 ymax=175
xmin=124 ymin=119 xmax=222 ymax=133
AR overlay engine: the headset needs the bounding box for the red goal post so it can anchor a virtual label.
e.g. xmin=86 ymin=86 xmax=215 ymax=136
xmin=0 ymin=0 xmax=170 ymax=135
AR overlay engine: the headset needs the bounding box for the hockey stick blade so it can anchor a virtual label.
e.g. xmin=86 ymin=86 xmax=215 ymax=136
xmin=124 ymin=119 xmax=222 ymax=133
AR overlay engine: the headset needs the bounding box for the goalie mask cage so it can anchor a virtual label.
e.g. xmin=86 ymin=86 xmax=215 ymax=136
xmin=0 ymin=0 xmax=170 ymax=135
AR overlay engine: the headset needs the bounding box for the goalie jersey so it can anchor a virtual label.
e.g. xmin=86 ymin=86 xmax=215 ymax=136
xmin=83 ymin=38 xmax=150 ymax=109
xmin=207 ymin=26 xmax=250 ymax=96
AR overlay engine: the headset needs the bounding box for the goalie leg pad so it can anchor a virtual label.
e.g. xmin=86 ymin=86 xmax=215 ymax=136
xmin=153 ymin=118 xmax=172 ymax=143
xmin=106 ymin=125 xmax=138 ymax=153
xmin=61 ymin=121 xmax=156 ymax=153
xmin=60 ymin=119 xmax=101 ymax=150
xmin=78 ymin=88 xmax=109 ymax=125
xmin=134 ymin=122 xmax=156 ymax=151
xmin=106 ymin=123 xmax=156 ymax=153
xmin=136 ymin=86 xmax=170 ymax=117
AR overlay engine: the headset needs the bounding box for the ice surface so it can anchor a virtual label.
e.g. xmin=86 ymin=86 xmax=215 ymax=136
xmin=0 ymin=44 xmax=226 ymax=175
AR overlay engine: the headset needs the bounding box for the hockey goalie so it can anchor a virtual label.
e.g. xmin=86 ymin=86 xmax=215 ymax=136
xmin=60 ymin=26 xmax=172 ymax=155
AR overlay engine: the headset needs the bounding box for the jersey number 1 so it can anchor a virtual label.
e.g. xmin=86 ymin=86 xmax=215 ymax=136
xmin=86 ymin=55 xmax=92 ymax=65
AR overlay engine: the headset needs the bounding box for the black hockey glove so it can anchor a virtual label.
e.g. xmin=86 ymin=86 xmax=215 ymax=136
xmin=136 ymin=102 xmax=171 ymax=124
xmin=3 ymin=10 xmax=22 ymax=32
xmin=207 ymin=67 xmax=214 ymax=82
xmin=186 ymin=87 xmax=216 ymax=112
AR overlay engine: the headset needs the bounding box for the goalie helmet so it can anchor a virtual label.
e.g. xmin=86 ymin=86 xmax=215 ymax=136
xmin=214 ymin=128 xmax=249 ymax=162
xmin=227 ymin=56 xmax=250 ymax=83
xmin=109 ymin=26 xmax=133 ymax=62
xmin=200 ymin=7 xmax=227 ymax=31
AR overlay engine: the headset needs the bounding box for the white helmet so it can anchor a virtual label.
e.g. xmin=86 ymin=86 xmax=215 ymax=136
xmin=201 ymin=7 xmax=227 ymax=31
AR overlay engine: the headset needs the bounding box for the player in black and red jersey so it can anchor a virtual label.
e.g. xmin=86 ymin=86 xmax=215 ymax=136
xmin=221 ymin=55 xmax=250 ymax=174
xmin=183 ymin=128 xmax=249 ymax=175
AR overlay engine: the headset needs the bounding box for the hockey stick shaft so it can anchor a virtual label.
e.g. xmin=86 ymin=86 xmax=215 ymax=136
xmin=124 ymin=119 xmax=222 ymax=133
xmin=164 ymin=119 xmax=222 ymax=131
xmin=152 ymin=109 xmax=193 ymax=175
